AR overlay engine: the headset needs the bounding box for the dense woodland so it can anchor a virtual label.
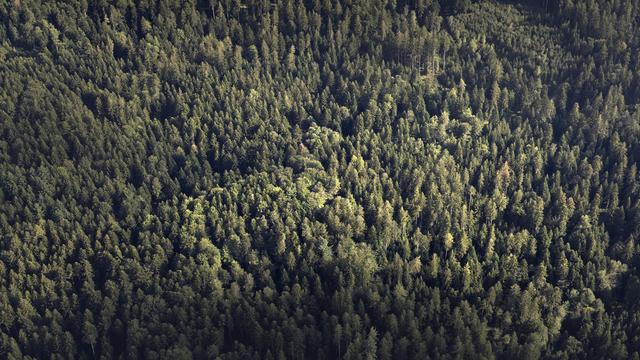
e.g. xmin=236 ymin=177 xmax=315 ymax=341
xmin=1 ymin=0 xmax=640 ymax=358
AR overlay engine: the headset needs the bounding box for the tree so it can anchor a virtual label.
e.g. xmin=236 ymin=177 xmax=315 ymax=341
xmin=82 ymin=309 xmax=98 ymax=357
xmin=365 ymin=327 xmax=378 ymax=360
xmin=443 ymin=232 xmax=454 ymax=255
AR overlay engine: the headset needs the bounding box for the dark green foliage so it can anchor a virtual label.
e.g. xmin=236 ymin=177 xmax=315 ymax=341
xmin=1 ymin=0 xmax=640 ymax=358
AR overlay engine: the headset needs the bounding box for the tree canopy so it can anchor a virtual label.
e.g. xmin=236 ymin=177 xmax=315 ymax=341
xmin=1 ymin=0 xmax=640 ymax=358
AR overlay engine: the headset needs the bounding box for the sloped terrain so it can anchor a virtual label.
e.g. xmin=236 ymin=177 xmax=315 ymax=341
xmin=1 ymin=0 xmax=640 ymax=358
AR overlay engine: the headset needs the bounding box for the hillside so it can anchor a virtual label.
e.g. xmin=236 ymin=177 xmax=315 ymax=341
xmin=1 ymin=0 xmax=640 ymax=358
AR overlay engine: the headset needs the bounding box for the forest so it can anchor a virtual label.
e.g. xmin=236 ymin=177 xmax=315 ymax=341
xmin=1 ymin=0 xmax=640 ymax=358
